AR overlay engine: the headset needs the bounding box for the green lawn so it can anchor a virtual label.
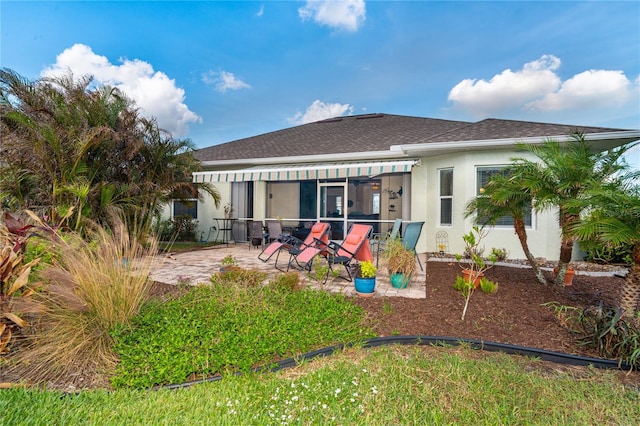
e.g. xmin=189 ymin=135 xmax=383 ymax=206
xmin=3 ymin=346 xmax=638 ymax=425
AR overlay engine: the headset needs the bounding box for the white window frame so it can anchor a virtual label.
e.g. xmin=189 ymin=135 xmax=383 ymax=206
xmin=475 ymin=166 xmax=534 ymax=229
xmin=438 ymin=168 xmax=453 ymax=226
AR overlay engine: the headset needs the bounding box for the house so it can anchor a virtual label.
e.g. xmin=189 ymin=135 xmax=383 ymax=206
xmin=179 ymin=113 xmax=639 ymax=260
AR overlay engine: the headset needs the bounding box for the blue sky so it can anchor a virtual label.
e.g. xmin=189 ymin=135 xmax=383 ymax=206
xmin=1 ymin=1 xmax=639 ymax=164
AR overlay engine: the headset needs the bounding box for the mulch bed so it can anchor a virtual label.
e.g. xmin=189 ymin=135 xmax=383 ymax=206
xmin=352 ymin=261 xmax=622 ymax=355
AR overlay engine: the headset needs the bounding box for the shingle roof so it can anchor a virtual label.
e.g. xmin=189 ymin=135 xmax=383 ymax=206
xmin=194 ymin=114 xmax=469 ymax=162
xmin=194 ymin=113 xmax=631 ymax=163
xmin=425 ymin=118 xmax=625 ymax=142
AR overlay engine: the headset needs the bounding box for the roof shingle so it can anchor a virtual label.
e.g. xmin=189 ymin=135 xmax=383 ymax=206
xmin=194 ymin=113 xmax=631 ymax=163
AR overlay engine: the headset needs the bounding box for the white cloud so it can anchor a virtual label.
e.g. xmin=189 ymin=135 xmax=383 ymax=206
xmin=256 ymin=4 xmax=264 ymax=17
xmin=527 ymin=69 xmax=634 ymax=111
xmin=298 ymin=0 xmax=366 ymax=32
xmin=41 ymin=44 xmax=200 ymax=138
xmin=448 ymin=55 xmax=639 ymax=120
xmin=289 ymin=100 xmax=354 ymax=124
xmin=448 ymin=55 xmax=561 ymax=116
xmin=202 ymin=70 xmax=251 ymax=93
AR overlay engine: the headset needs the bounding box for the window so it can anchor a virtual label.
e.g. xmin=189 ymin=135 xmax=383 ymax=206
xmin=439 ymin=168 xmax=453 ymax=226
xmin=476 ymin=166 xmax=532 ymax=227
xmin=173 ymin=199 xmax=197 ymax=219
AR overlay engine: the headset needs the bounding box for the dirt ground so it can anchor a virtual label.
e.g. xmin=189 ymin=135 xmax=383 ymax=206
xmin=352 ymin=261 xmax=623 ymax=355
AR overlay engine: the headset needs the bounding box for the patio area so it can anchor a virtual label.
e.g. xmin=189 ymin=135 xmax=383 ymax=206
xmin=149 ymin=242 xmax=427 ymax=299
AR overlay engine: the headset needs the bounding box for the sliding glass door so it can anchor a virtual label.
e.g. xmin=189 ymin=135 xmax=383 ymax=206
xmin=319 ymin=182 xmax=347 ymax=240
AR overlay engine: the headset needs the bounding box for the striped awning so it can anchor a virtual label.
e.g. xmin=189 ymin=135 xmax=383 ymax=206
xmin=193 ymin=159 xmax=420 ymax=183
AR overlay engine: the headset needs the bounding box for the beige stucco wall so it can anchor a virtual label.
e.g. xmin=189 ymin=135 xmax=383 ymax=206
xmin=186 ymin=150 xmax=568 ymax=261
xmin=415 ymin=150 xmax=563 ymax=261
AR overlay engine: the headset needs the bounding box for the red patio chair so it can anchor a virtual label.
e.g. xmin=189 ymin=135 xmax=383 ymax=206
xmin=258 ymin=222 xmax=295 ymax=263
xmin=324 ymin=223 xmax=373 ymax=282
xmin=284 ymin=222 xmax=331 ymax=272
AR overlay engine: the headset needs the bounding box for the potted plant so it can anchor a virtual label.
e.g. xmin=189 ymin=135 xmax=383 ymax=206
xmin=354 ymin=260 xmax=377 ymax=296
xmin=382 ymin=237 xmax=417 ymax=289
xmin=454 ymin=226 xmax=499 ymax=320
xmin=223 ymin=203 xmax=233 ymax=219
xmin=553 ymin=265 xmax=576 ymax=286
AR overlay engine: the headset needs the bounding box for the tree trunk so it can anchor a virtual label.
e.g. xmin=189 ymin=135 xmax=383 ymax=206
xmin=555 ymin=212 xmax=576 ymax=286
xmin=620 ymin=245 xmax=640 ymax=319
xmin=513 ymin=218 xmax=547 ymax=284
xmin=555 ymin=213 xmax=580 ymax=285
xmin=555 ymin=238 xmax=574 ymax=285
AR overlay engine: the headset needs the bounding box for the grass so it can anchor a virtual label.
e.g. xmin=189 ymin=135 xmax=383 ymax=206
xmin=110 ymin=272 xmax=375 ymax=388
xmin=2 ymin=345 xmax=638 ymax=425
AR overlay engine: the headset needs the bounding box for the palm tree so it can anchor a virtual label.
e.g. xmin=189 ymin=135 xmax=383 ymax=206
xmin=569 ymin=175 xmax=640 ymax=318
xmin=1 ymin=68 xmax=219 ymax=235
xmin=510 ymin=132 xmax=633 ymax=285
xmin=465 ymin=170 xmax=547 ymax=285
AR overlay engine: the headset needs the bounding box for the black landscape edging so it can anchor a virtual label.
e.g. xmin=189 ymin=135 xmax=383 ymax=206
xmin=156 ymin=335 xmax=631 ymax=390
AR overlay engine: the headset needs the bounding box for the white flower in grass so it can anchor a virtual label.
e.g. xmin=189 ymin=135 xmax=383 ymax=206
xmin=335 ymin=388 xmax=341 ymax=396
xmin=371 ymin=385 xmax=378 ymax=394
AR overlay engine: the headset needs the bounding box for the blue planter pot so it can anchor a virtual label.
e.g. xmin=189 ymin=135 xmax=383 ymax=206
xmin=354 ymin=277 xmax=376 ymax=294
xmin=390 ymin=273 xmax=410 ymax=289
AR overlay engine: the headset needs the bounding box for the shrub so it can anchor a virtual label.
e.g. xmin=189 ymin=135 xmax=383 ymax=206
xmin=479 ymin=277 xmax=498 ymax=294
xmin=308 ymin=255 xmax=330 ymax=283
xmin=454 ymin=226 xmax=498 ymax=320
xmin=1 ymin=213 xmax=47 ymax=355
xmin=23 ymin=236 xmax=58 ymax=280
xmin=490 ymin=247 xmax=509 ymax=262
xmin=210 ymin=268 xmax=267 ymax=287
xmin=579 ymin=239 xmax=633 ymax=265
xmin=11 ymin=221 xmax=158 ymax=384
xmin=577 ymin=302 xmax=640 ymax=368
xmin=269 ymin=272 xmax=300 ymax=292
xmin=155 ymin=215 xmax=199 ymax=242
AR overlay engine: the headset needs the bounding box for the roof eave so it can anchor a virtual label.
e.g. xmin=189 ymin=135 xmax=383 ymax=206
xmin=394 ymin=130 xmax=640 ymax=156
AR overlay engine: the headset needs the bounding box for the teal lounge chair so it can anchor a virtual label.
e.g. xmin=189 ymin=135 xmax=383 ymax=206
xmin=401 ymin=221 xmax=425 ymax=271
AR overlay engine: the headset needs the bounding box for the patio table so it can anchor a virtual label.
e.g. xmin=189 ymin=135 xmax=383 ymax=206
xmin=214 ymin=217 xmax=237 ymax=245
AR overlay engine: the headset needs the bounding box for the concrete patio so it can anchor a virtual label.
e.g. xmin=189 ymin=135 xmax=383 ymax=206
xmin=149 ymin=242 xmax=427 ymax=299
